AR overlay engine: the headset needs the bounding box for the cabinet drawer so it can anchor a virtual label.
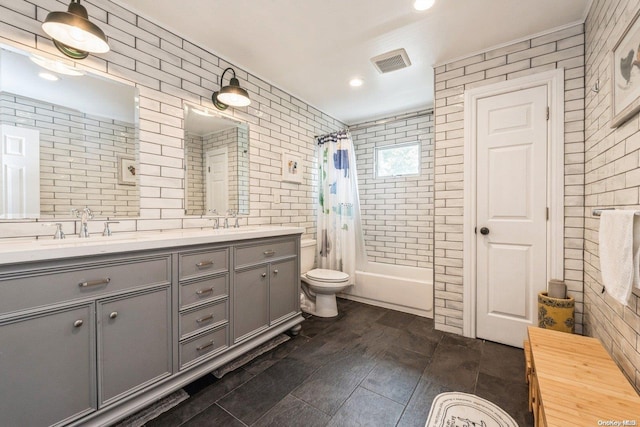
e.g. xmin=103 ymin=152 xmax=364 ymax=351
xmin=235 ymin=238 xmax=296 ymax=267
xmin=179 ymin=299 xmax=228 ymax=339
xmin=179 ymin=326 xmax=228 ymax=369
xmin=0 ymin=255 xmax=171 ymax=315
xmin=179 ymin=248 xmax=228 ymax=280
xmin=179 ymin=274 xmax=228 ymax=309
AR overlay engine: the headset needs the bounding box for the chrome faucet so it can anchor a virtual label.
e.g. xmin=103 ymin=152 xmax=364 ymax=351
xmin=225 ymin=210 xmax=238 ymax=229
xmin=209 ymin=217 xmax=220 ymax=229
xmin=72 ymin=207 xmax=94 ymax=238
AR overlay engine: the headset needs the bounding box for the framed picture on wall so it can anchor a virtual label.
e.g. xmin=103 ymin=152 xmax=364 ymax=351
xmin=117 ymin=155 xmax=136 ymax=186
xmin=611 ymin=7 xmax=640 ymax=128
xmin=282 ymin=153 xmax=303 ymax=184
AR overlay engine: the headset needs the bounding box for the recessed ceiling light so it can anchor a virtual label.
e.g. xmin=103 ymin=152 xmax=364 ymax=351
xmin=38 ymin=72 xmax=59 ymax=81
xmin=413 ymin=0 xmax=435 ymax=11
xmin=349 ymin=78 xmax=364 ymax=87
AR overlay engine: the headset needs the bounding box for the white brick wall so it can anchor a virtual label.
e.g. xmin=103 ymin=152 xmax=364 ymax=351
xmin=0 ymin=0 xmax=344 ymax=238
xmin=584 ymin=0 xmax=640 ymax=391
xmin=0 ymin=92 xmax=138 ymax=217
xmin=351 ymin=111 xmax=434 ymax=268
xmin=433 ymin=24 xmax=586 ymax=335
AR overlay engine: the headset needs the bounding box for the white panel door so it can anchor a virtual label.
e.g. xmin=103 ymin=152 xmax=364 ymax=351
xmin=0 ymin=125 xmax=40 ymax=218
xmin=476 ymin=85 xmax=548 ymax=347
xmin=205 ymin=147 xmax=228 ymax=214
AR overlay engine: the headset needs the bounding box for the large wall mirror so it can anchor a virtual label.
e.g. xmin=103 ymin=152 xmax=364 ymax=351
xmin=0 ymin=44 xmax=139 ymax=219
xmin=184 ymin=103 xmax=249 ymax=216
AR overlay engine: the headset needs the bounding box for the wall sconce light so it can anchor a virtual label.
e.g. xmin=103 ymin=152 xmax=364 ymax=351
xmin=42 ymin=0 xmax=110 ymax=60
xmin=212 ymin=67 xmax=251 ymax=110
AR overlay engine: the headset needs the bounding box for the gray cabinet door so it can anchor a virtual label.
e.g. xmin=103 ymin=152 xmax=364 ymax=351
xmin=0 ymin=304 xmax=96 ymax=426
xmin=97 ymin=286 xmax=172 ymax=406
xmin=269 ymin=258 xmax=298 ymax=323
xmin=233 ymin=266 xmax=269 ymax=342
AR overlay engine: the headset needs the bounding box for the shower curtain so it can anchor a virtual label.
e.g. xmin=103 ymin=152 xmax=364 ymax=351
xmin=316 ymin=130 xmax=364 ymax=284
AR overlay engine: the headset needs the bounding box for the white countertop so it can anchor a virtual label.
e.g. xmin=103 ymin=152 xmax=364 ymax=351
xmin=0 ymin=226 xmax=304 ymax=265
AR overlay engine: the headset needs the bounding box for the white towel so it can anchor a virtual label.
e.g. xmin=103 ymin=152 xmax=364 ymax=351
xmin=599 ymin=210 xmax=640 ymax=305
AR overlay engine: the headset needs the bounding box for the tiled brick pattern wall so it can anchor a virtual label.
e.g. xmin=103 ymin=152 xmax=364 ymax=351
xmin=351 ymin=111 xmax=434 ymax=268
xmin=584 ymin=0 xmax=640 ymax=391
xmin=433 ymin=24 xmax=586 ymax=334
xmin=0 ymin=92 xmax=138 ymax=217
xmin=0 ymin=0 xmax=343 ymax=238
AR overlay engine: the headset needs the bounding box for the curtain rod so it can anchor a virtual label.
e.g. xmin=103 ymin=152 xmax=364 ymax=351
xmin=346 ymin=109 xmax=433 ymax=133
xmin=314 ymin=109 xmax=433 ymax=140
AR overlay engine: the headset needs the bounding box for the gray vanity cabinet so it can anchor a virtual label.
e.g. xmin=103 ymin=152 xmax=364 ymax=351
xmin=233 ymin=265 xmax=270 ymax=341
xmin=233 ymin=237 xmax=300 ymax=343
xmin=0 ymin=304 xmax=96 ymax=427
xmin=97 ymin=286 xmax=172 ymax=407
xmin=0 ymin=231 xmax=304 ymax=427
xmin=269 ymin=258 xmax=298 ymax=323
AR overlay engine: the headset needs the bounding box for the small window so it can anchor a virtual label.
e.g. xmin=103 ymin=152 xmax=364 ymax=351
xmin=375 ymin=142 xmax=420 ymax=178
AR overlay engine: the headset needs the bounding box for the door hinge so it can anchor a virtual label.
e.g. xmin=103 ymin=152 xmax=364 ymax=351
xmin=474 ymin=226 xmax=477 ymax=234
xmin=546 ymin=207 xmax=549 ymax=221
xmin=546 ymin=107 xmax=550 ymax=120
xmin=208 ymin=166 xmax=211 ymax=173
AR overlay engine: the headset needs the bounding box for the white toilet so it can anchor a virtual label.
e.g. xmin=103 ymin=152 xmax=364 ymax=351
xmin=300 ymin=239 xmax=351 ymax=317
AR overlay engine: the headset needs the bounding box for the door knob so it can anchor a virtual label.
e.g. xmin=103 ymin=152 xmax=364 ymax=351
xmin=480 ymin=227 xmax=490 ymax=235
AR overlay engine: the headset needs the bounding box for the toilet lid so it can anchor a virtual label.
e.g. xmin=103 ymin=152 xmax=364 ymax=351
xmin=306 ymin=268 xmax=349 ymax=283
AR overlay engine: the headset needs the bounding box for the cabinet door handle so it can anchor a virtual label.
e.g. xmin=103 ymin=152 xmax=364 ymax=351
xmin=261 ymin=272 xmax=267 ymax=278
xmin=263 ymin=250 xmax=275 ymax=256
xmin=73 ymin=319 xmax=84 ymax=328
xmin=109 ymin=311 xmax=118 ymax=319
xmin=196 ymin=260 xmax=214 ymax=268
xmin=79 ymin=278 xmax=111 ymax=288
xmin=196 ymin=287 xmax=214 ymax=295
xmin=273 ymin=269 xmax=279 ymax=274
xmin=196 ymin=340 xmax=214 ymax=351
xmin=196 ymin=314 xmax=214 ymax=323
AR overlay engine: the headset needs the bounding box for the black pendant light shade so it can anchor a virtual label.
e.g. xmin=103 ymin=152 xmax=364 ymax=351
xmin=212 ymin=67 xmax=251 ymax=110
xmin=42 ymin=0 xmax=109 ymax=59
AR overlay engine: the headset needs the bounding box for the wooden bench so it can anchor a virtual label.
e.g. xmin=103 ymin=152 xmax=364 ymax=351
xmin=526 ymin=326 xmax=640 ymax=427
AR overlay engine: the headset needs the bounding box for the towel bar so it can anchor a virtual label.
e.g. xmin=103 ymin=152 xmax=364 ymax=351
xmin=592 ymin=208 xmax=640 ymax=216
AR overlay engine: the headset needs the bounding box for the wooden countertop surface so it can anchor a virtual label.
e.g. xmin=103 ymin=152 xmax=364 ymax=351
xmin=528 ymin=326 xmax=640 ymax=426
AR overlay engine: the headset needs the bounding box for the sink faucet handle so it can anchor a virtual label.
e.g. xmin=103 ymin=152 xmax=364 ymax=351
xmin=54 ymin=223 xmax=65 ymax=239
xmin=208 ymin=217 xmax=220 ymax=229
xmin=208 ymin=208 xmax=219 ymax=215
xmin=102 ymin=221 xmax=120 ymax=237
xmin=42 ymin=222 xmax=66 ymax=239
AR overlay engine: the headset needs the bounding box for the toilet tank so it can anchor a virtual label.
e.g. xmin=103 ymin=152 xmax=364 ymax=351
xmin=300 ymin=239 xmax=316 ymax=274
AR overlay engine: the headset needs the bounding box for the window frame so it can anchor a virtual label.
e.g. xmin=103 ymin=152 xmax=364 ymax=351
xmin=374 ymin=141 xmax=421 ymax=179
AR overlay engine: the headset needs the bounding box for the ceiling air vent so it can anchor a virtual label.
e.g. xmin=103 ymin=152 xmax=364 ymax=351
xmin=371 ymin=48 xmax=411 ymax=74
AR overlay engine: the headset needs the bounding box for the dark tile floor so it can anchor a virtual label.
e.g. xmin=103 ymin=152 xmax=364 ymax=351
xmin=146 ymin=299 xmax=534 ymax=427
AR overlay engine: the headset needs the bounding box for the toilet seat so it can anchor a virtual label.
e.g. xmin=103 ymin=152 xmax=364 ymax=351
xmin=305 ymin=268 xmax=349 ymax=283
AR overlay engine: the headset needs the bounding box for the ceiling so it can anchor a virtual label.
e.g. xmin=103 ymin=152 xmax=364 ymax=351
xmin=117 ymin=0 xmax=591 ymax=125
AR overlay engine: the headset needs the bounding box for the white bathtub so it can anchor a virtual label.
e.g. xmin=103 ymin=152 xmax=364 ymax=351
xmin=340 ymin=262 xmax=433 ymax=318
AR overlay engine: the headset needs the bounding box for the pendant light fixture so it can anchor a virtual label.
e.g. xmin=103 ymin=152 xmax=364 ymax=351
xmin=212 ymin=67 xmax=251 ymax=110
xmin=42 ymin=0 xmax=109 ymax=60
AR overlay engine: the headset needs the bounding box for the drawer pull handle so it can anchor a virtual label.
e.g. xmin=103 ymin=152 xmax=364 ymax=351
xmin=109 ymin=311 xmax=118 ymax=319
xmin=196 ymin=287 xmax=214 ymax=295
xmin=73 ymin=319 xmax=83 ymax=328
xmin=263 ymin=250 xmax=275 ymax=256
xmin=79 ymin=278 xmax=111 ymax=288
xmin=261 ymin=272 xmax=267 ymax=278
xmin=273 ymin=269 xmax=279 ymax=274
xmin=196 ymin=340 xmax=214 ymax=351
xmin=196 ymin=314 xmax=215 ymax=323
xmin=196 ymin=260 xmax=214 ymax=268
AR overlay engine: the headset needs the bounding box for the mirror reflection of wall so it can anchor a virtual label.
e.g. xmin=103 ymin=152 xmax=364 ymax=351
xmin=0 ymin=45 xmax=139 ymax=219
xmin=184 ymin=104 xmax=249 ymax=216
